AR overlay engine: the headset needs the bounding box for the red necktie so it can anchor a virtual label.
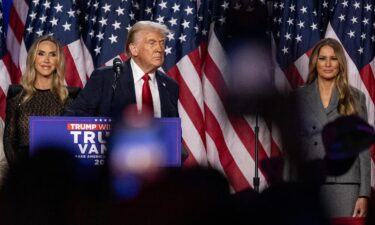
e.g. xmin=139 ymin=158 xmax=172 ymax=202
xmin=142 ymin=74 xmax=153 ymax=114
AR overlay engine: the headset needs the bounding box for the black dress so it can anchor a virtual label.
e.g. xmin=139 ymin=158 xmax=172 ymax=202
xmin=3 ymin=85 xmax=80 ymax=167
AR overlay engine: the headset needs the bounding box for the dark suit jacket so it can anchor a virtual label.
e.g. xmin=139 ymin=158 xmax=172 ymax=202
xmin=294 ymin=79 xmax=370 ymax=197
xmin=65 ymin=59 xmax=179 ymax=119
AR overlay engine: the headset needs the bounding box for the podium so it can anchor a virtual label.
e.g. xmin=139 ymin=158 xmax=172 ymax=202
xmin=29 ymin=116 xmax=182 ymax=167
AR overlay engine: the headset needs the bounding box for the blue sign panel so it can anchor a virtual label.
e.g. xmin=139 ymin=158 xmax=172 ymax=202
xmin=29 ymin=117 xmax=181 ymax=167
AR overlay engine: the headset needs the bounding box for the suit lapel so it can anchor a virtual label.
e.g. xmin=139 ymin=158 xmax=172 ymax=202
xmin=109 ymin=60 xmax=136 ymax=116
xmin=119 ymin=60 xmax=136 ymax=104
xmin=325 ymin=87 xmax=339 ymax=120
xmin=155 ymin=71 xmax=168 ymax=117
xmin=304 ymin=80 xmax=329 ymax=126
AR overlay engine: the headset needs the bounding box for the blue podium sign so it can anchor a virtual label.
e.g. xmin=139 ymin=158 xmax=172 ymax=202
xmin=29 ymin=117 xmax=181 ymax=167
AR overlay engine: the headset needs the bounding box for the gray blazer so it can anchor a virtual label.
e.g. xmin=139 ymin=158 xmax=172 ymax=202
xmin=295 ymin=79 xmax=370 ymax=197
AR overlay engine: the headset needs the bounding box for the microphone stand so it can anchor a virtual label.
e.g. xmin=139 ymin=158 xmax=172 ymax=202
xmin=253 ymin=0 xmax=274 ymax=193
xmin=112 ymin=57 xmax=122 ymax=91
xmin=112 ymin=69 xmax=120 ymax=91
xmin=253 ymin=109 xmax=260 ymax=193
xmin=111 ymin=60 xmax=121 ymax=117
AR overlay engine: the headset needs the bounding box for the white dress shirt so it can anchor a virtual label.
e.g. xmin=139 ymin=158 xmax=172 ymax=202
xmin=130 ymin=59 xmax=161 ymax=117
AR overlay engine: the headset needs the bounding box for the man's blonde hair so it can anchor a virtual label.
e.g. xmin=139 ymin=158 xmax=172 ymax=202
xmin=125 ymin=21 xmax=170 ymax=56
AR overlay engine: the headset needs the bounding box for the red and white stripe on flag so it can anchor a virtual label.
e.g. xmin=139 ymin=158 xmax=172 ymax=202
xmin=5 ymin=0 xmax=89 ymax=91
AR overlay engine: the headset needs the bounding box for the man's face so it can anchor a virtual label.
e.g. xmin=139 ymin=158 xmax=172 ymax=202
xmin=130 ymin=29 xmax=166 ymax=73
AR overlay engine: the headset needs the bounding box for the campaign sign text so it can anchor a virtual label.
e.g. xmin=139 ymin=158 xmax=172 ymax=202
xmin=29 ymin=117 xmax=181 ymax=167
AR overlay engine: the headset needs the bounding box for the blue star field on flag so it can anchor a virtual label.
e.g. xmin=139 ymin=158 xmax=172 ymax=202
xmin=330 ymin=0 xmax=375 ymax=69
xmin=23 ymin=0 xmax=81 ymax=49
xmin=272 ymin=0 xmax=326 ymax=69
xmin=82 ymin=0 xmax=200 ymax=71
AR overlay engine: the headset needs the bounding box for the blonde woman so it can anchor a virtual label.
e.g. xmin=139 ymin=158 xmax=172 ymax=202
xmin=294 ymin=38 xmax=370 ymax=217
xmin=3 ymin=35 xmax=79 ymax=167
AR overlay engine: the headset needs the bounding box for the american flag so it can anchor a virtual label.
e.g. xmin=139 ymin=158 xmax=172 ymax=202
xmin=0 ymin=0 xmax=10 ymax=121
xmin=272 ymin=0 xmax=326 ymax=90
xmin=4 ymin=0 xmax=88 ymax=93
xmin=82 ymin=0 xmax=209 ymax=176
xmin=1 ymin=0 xmax=279 ymax=192
xmin=197 ymin=0 xmax=283 ymax=191
xmin=2 ymin=0 xmax=375 ymax=191
xmin=1 ymin=0 xmax=93 ymax=172
xmin=81 ymin=0 xmax=131 ymax=68
xmin=273 ymin=0 xmax=375 ymax=188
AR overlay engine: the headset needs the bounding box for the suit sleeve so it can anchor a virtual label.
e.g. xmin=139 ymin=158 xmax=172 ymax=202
xmin=160 ymin=75 xmax=179 ymax=118
xmin=357 ymin=91 xmax=371 ymax=197
xmin=170 ymin=81 xmax=179 ymax=117
xmin=67 ymin=86 xmax=81 ymax=99
xmin=64 ymin=70 xmax=103 ymax=116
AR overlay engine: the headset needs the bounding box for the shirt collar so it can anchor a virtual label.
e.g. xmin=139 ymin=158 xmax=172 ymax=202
xmin=130 ymin=58 xmax=156 ymax=82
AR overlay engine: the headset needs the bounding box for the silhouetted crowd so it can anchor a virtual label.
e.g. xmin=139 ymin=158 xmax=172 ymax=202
xmin=0 ymin=144 xmax=374 ymax=225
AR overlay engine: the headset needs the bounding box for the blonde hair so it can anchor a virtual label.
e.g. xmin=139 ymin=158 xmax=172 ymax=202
xmin=21 ymin=35 xmax=68 ymax=104
xmin=306 ymin=38 xmax=358 ymax=115
xmin=125 ymin=21 xmax=170 ymax=56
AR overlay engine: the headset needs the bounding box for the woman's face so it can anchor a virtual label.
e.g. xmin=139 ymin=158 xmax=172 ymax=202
xmin=316 ymin=45 xmax=339 ymax=81
xmin=34 ymin=40 xmax=58 ymax=78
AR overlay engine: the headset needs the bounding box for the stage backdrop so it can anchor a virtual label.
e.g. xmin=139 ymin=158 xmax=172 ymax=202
xmin=0 ymin=0 xmax=374 ymax=192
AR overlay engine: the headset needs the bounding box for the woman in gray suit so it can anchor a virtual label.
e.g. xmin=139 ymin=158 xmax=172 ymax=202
xmin=294 ymin=38 xmax=370 ymax=217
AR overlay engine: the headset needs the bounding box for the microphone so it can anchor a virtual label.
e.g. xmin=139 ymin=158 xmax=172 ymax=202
xmin=113 ymin=58 xmax=122 ymax=74
xmin=112 ymin=58 xmax=122 ymax=90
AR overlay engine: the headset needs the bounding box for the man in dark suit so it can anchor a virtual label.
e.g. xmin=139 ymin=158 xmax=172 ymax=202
xmin=64 ymin=21 xmax=178 ymax=119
